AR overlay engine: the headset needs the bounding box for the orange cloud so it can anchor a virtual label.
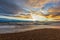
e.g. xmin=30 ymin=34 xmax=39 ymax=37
xmin=48 ymin=6 xmax=60 ymax=12
xmin=26 ymin=0 xmax=60 ymax=8
xmin=47 ymin=6 xmax=60 ymax=17
xmin=51 ymin=0 xmax=60 ymax=3
xmin=26 ymin=0 xmax=50 ymax=8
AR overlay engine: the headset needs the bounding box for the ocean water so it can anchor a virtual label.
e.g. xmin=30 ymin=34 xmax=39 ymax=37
xmin=0 ymin=17 xmax=60 ymax=34
xmin=0 ymin=18 xmax=32 ymax=22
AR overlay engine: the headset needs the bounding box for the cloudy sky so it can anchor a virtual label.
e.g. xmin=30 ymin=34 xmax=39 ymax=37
xmin=0 ymin=0 xmax=60 ymax=16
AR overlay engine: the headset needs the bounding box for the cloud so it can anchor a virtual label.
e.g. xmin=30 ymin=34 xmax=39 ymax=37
xmin=48 ymin=5 xmax=60 ymax=16
xmin=26 ymin=0 xmax=50 ymax=8
xmin=0 ymin=0 xmax=23 ymax=16
xmin=0 ymin=0 xmax=60 ymax=16
xmin=51 ymin=0 xmax=60 ymax=3
xmin=26 ymin=0 xmax=60 ymax=9
xmin=48 ymin=6 xmax=60 ymax=12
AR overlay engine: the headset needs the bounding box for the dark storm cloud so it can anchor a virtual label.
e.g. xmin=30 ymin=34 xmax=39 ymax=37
xmin=0 ymin=0 xmax=23 ymax=16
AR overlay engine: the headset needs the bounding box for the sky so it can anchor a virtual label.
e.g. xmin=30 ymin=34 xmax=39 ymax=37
xmin=0 ymin=0 xmax=60 ymax=16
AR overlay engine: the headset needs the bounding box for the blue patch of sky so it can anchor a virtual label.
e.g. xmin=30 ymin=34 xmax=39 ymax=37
xmin=43 ymin=1 xmax=60 ymax=10
xmin=43 ymin=2 xmax=56 ymax=10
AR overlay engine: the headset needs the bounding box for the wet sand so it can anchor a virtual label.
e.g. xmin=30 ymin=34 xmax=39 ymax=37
xmin=0 ymin=24 xmax=60 ymax=40
xmin=0 ymin=28 xmax=60 ymax=40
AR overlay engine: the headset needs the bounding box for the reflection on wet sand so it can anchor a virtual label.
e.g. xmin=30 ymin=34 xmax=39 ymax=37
xmin=0 ymin=24 xmax=60 ymax=34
